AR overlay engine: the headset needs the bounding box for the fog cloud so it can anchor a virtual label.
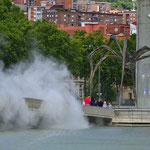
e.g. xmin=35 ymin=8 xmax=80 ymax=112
xmin=0 ymin=54 xmax=89 ymax=130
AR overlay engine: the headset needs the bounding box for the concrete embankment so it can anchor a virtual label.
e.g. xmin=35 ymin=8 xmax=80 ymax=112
xmin=25 ymin=98 xmax=150 ymax=127
xmin=82 ymin=105 xmax=150 ymax=126
xmin=112 ymin=109 xmax=150 ymax=126
xmin=82 ymin=105 xmax=114 ymax=126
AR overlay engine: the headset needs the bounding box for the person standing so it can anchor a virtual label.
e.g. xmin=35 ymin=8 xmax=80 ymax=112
xmin=90 ymin=97 xmax=97 ymax=106
xmin=103 ymin=101 xmax=107 ymax=108
xmin=97 ymin=100 xmax=103 ymax=107
xmin=84 ymin=96 xmax=91 ymax=105
xmin=108 ymin=102 xmax=112 ymax=109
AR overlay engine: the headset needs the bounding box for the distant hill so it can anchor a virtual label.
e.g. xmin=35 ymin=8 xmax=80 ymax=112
xmin=97 ymin=0 xmax=135 ymax=11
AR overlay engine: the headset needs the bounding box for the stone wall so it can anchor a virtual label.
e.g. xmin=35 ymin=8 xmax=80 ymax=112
xmin=113 ymin=109 xmax=150 ymax=125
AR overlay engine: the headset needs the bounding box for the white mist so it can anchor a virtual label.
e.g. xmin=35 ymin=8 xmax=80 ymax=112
xmin=0 ymin=54 xmax=89 ymax=130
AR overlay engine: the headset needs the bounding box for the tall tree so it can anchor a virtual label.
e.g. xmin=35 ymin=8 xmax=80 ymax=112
xmin=0 ymin=0 xmax=32 ymax=67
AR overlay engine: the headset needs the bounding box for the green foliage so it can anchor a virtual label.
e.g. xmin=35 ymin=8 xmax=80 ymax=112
xmin=0 ymin=0 xmax=137 ymax=102
xmin=96 ymin=0 xmax=134 ymax=10
xmin=111 ymin=0 xmax=133 ymax=10
xmin=0 ymin=0 xmax=32 ymax=67
xmin=127 ymin=34 xmax=136 ymax=55
xmin=0 ymin=0 xmax=86 ymax=78
xmin=73 ymin=30 xmax=106 ymax=96
xmin=72 ymin=30 xmax=136 ymax=101
xmin=28 ymin=19 xmax=85 ymax=77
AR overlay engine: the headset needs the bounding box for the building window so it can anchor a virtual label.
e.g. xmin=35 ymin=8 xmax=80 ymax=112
xmin=72 ymin=15 xmax=74 ymax=17
xmin=114 ymin=27 xmax=118 ymax=32
xmin=37 ymin=15 xmax=41 ymax=20
xmin=64 ymin=14 xmax=66 ymax=17
xmin=64 ymin=19 xmax=66 ymax=21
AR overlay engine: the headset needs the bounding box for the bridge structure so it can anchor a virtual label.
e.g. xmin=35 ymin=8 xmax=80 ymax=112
xmin=25 ymin=98 xmax=150 ymax=126
xmin=82 ymin=105 xmax=150 ymax=126
xmin=82 ymin=105 xmax=114 ymax=125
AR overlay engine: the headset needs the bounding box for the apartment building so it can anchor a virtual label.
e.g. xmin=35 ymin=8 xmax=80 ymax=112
xmin=12 ymin=0 xmax=26 ymax=4
xmin=63 ymin=0 xmax=73 ymax=10
xmin=120 ymin=11 xmax=137 ymax=24
xmin=11 ymin=0 xmax=136 ymax=37
xmin=75 ymin=0 xmax=111 ymax=12
xmin=89 ymin=1 xmax=111 ymax=13
xmin=12 ymin=0 xmax=28 ymax=17
xmin=56 ymin=0 xmax=73 ymax=9
xmin=109 ymin=7 xmax=137 ymax=24
xmin=28 ymin=1 xmax=53 ymax=21
xmin=43 ymin=8 xmax=123 ymax=26
xmin=107 ymin=24 xmax=130 ymax=37
xmin=109 ymin=7 xmax=126 ymax=14
xmin=12 ymin=0 xmax=54 ymax=21
xmin=55 ymin=0 xmax=64 ymax=5
xmin=43 ymin=9 xmax=79 ymax=26
xmin=12 ymin=0 xmax=137 ymax=24
xmin=79 ymin=12 xmax=123 ymax=24
xmin=76 ymin=0 xmax=90 ymax=12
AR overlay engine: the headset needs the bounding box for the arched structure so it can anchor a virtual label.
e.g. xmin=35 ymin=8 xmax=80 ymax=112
xmin=88 ymin=35 xmax=150 ymax=107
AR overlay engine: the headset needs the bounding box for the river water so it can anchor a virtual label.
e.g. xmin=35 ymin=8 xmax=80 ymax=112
xmin=0 ymin=127 xmax=150 ymax=150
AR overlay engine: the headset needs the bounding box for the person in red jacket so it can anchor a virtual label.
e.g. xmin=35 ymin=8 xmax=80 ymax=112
xmin=84 ymin=96 xmax=91 ymax=105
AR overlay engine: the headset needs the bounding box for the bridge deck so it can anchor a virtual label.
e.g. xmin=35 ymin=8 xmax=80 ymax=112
xmin=25 ymin=98 xmax=150 ymax=126
xmin=113 ymin=109 xmax=150 ymax=124
xmin=82 ymin=105 xmax=114 ymax=119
